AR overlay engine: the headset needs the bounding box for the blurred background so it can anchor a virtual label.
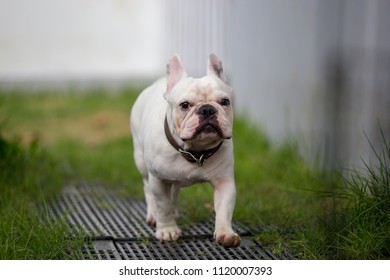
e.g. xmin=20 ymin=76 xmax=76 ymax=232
xmin=1 ymin=0 xmax=389 ymax=171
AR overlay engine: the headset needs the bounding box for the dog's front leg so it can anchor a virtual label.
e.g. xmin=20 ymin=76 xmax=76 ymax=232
xmin=149 ymin=174 xmax=182 ymax=241
xmin=211 ymin=177 xmax=241 ymax=247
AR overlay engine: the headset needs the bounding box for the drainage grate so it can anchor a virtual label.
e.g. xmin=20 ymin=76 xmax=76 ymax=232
xmin=113 ymin=238 xmax=287 ymax=260
xmin=48 ymin=183 xmax=294 ymax=260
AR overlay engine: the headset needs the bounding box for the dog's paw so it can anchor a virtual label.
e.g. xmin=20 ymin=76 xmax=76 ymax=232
xmin=214 ymin=230 xmax=241 ymax=247
xmin=146 ymin=213 xmax=156 ymax=226
xmin=146 ymin=204 xmax=157 ymax=225
xmin=156 ymin=225 xmax=182 ymax=242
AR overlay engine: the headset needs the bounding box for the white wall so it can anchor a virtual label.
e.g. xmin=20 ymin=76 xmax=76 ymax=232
xmin=229 ymin=0 xmax=390 ymax=170
xmin=230 ymin=0 xmax=322 ymax=141
xmin=0 ymin=0 xmax=165 ymax=82
xmin=164 ymin=0 xmax=229 ymax=77
xmin=229 ymin=0 xmax=338 ymax=167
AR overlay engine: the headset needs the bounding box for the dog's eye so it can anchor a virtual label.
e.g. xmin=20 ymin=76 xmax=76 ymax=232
xmin=220 ymin=98 xmax=230 ymax=107
xmin=179 ymin=102 xmax=190 ymax=110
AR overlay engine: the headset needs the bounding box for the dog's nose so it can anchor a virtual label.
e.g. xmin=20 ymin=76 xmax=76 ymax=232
xmin=197 ymin=104 xmax=217 ymax=118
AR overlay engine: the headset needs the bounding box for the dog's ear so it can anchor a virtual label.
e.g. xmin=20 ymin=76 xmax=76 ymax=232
xmin=164 ymin=54 xmax=186 ymax=98
xmin=207 ymin=53 xmax=227 ymax=83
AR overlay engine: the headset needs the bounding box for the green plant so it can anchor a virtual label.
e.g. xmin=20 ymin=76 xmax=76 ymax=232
xmin=298 ymin=130 xmax=390 ymax=259
xmin=0 ymin=132 xmax=84 ymax=259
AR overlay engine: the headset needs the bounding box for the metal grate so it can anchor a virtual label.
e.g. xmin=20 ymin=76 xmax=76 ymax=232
xmin=114 ymin=238 xmax=284 ymax=260
xmin=49 ymin=183 xmax=294 ymax=260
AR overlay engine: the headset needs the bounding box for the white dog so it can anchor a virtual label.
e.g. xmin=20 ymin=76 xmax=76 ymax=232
xmin=130 ymin=54 xmax=240 ymax=247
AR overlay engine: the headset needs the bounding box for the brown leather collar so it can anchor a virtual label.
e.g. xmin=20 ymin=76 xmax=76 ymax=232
xmin=164 ymin=116 xmax=223 ymax=167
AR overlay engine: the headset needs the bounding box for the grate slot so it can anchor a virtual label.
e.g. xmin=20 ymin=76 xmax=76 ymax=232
xmin=98 ymin=192 xmax=154 ymax=238
xmin=115 ymin=242 xmax=138 ymax=260
xmin=76 ymin=184 xmax=155 ymax=239
xmin=177 ymin=240 xmax=204 ymax=260
xmin=52 ymin=187 xmax=109 ymax=237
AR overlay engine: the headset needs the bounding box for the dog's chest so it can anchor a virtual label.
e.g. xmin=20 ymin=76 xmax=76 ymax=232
xmin=149 ymin=155 xmax=217 ymax=185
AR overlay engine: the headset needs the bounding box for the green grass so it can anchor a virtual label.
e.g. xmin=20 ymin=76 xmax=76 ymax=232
xmin=0 ymin=133 xmax=85 ymax=259
xmin=0 ymin=88 xmax=388 ymax=259
xmin=297 ymin=131 xmax=390 ymax=259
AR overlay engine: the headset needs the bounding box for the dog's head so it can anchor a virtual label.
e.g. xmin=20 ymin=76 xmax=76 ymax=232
xmin=164 ymin=54 xmax=233 ymax=151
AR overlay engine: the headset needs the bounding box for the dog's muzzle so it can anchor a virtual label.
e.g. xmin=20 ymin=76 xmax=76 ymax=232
xmin=164 ymin=116 xmax=223 ymax=167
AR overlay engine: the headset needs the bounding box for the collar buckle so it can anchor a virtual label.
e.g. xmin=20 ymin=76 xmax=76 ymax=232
xmin=179 ymin=149 xmax=205 ymax=167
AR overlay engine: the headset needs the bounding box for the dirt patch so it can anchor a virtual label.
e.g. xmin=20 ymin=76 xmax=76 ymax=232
xmin=11 ymin=110 xmax=131 ymax=146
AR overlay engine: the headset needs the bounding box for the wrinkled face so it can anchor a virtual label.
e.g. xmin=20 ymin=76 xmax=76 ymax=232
xmin=166 ymin=75 xmax=233 ymax=148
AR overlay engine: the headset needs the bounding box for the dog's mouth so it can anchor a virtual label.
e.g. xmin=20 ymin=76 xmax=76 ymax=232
xmin=180 ymin=116 xmax=232 ymax=142
xmin=200 ymin=123 xmax=218 ymax=133
xmin=195 ymin=121 xmax=224 ymax=138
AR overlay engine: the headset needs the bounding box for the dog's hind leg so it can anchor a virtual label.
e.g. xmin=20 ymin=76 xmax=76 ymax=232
xmin=170 ymin=184 xmax=181 ymax=218
xmin=132 ymin=136 xmax=156 ymax=225
xmin=149 ymin=174 xmax=182 ymax=241
xmin=143 ymin=178 xmax=157 ymax=225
